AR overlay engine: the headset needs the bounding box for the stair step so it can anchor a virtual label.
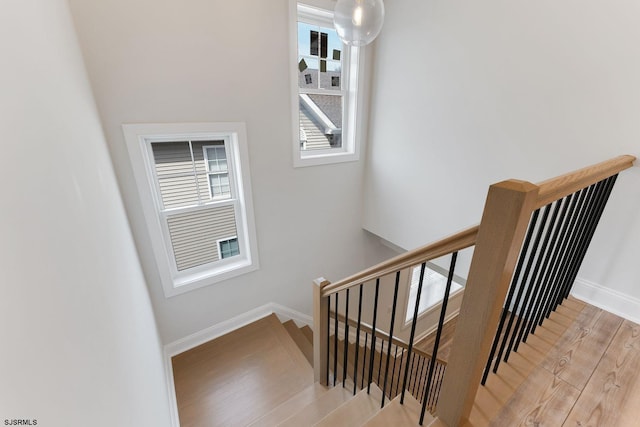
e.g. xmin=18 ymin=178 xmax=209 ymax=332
xmin=283 ymin=320 xmax=314 ymax=366
xmin=362 ymin=392 xmax=434 ymax=426
xmin=278 ymin=382 xmax=355 ymax=427
xmin=301 ymin=325 xmax=313 ymax=344
xmin=313 ymin=384 xmax=384 ymax=427
xmin=247 ymin=383 xmax=329 ymax=427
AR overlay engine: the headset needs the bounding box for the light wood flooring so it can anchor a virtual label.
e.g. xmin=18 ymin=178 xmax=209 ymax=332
xmin=171 ymin=314 xmax=313 ymax=427
xmin=171 ymin=299 xmax=640 ymax=426
xmin=469 ymin=296 xmax=640 ymax=426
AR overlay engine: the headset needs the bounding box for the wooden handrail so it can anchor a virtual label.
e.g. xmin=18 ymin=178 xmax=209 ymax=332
xmin=535 ymin=155 xmax=635 ymax=208
xmin=321 ymin=226 xmax=479 ymax=297
xmin=322 ymin=155 xmax=636 ymax=299
xmin=330 ymin=311 xmax=448 ymax=366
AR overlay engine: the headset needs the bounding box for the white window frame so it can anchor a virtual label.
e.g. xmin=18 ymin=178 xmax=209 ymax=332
xmin=402 ymin=262 xmax=465 ymax=327
xmin=123 ymin=122 xmax=259 ymax=298
xmin=203 ymin=143 xmax=232 ymax=201
xmin=289 ymin=0 xmax=366 ymax=167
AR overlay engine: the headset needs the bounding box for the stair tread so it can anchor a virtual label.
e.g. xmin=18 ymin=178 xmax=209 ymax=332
xmin=362 ymin=392 xmax=434 ymax=426
xmin=313 ymin=384 xmax=384 ymax=427
xmin=278 ymin=381 xmax=355 ymax=427
xmin=283 ymin=320 xmax=314 ymax=366
xmin=301 ymin=325 xmax=313 ymax=344
xmin=247 ymin=383 xmax=329 ymax=427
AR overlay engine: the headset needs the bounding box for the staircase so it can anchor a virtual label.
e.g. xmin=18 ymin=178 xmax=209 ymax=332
xmin=249 ymin=316 xmax=436 ymax=426
xmin=172 ymin=155 xmax=636 ymax=427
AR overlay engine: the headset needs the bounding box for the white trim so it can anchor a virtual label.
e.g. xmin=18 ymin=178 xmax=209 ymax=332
xmin=271 ymin=302 xmax=314 ymax=327
xmin=123 ymin=122 xmax=260 ymax=298
xmin=290 ymin=0 xmax=365 ymax=168
xmin=571 ymin=277 xmax=640 ymax=325
xmin=164 ymin=352 xmax=181 ymax=427
xmin=164 ymin=303 xmax=313 ymax=357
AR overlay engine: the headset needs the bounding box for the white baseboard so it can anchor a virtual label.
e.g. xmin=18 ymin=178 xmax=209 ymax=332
xmin=163 ymin=302 xmax=312 ymax=427
xmin=164 ymin=351 xmax=180 ymax=427
xmin=271 ymin=303 xmax=313 ymax=327
xmin=571 ymin=277 xmax=640 ymax=325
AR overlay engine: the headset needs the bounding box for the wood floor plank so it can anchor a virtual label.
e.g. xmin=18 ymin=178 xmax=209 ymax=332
xmin=563 ymin=320 xmax=640 ymax=427
xmin=362 ymin=392 xmax=430 ymax=427
xmin=489 ymin=366 xmax=580 ymax=426
xmin=540 ymin=305 xmax=623 ymax=390
xmin=468 ymin=297 xmax=583 ymax=426
xmin=278 ymin=382 xmax=355 ymax=427
xmin=313 ymin=384 xmax=384 ymax=427
xmin=247 ymin=383 xmax=329 ymax=427
xmin=172 ymin=314 xmax=313 ymax=427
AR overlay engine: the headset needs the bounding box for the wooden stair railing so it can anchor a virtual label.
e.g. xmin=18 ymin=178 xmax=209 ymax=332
xmin=328 ymin=311 xmax=448 ymax=411
xmin=438 ymin=154 xmax=635 ymax=426
xmin=313 ymin=155 xmax=635 ymax=426
xmin=313 ymin=229 xmax=477 ymax=419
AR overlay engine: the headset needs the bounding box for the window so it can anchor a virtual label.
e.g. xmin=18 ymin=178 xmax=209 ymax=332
xmin=204 ymin=143 xmax=231 ymax=199
xmin=290 ymin=1 xmax=364 ymax=167
xmin=124 ymin=123 xmax=259 ymax=297
xmin=405 ymin=264 xmax=464 ymax=323
xmin=218 ymin=237 xmax=239 ymax=259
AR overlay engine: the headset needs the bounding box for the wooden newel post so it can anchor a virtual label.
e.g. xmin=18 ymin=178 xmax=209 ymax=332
xmin=436 ymin=180 xmax=539 ymax=426
xmin=313 ymin=277 xmax=330 ymax=385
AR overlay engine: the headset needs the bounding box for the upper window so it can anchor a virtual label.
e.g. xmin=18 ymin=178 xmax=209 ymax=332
xmin=124 ymin=123 xmax=259 ymax=297
xmin=291 ymin=2 xmax=363 ymax=167
xmin=405 ymin=264 xmax=464 ymax=324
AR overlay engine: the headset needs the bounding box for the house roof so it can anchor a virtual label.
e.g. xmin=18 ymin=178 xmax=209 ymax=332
xmin=299 ymin=94 xmax=342 ymax=150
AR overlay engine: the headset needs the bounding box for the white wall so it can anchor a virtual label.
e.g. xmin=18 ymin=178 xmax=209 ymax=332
xmin=364 ymin=1 xmax=640 ymax=307
xmin=67 ymin=0 xmax=396 ymax=344
xmin=0 ymin=1 xmax=171 ymax=426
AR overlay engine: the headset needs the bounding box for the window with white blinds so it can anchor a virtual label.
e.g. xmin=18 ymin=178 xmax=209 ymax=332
xmin=124 ymin=123 xmax=259 ymax=297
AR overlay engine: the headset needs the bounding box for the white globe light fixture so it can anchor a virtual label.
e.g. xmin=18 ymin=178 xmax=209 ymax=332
xmin=333 ymin=0 xmax=385 ymax=46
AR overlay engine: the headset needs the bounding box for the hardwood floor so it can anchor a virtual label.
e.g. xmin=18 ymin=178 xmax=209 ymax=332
xmin=170 ymin=299 xmax=640 ymax=426
xmin=469 ymin=297 xmax=640 ymax=426
xmin=171 ymin=314 xmax=313 ymax=427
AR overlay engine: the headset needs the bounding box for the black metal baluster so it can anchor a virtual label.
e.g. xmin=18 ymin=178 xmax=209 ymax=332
xmin=495 ymin=205 xmax=550 ymax=368
xmin=361 ymin=332 xmax=368 ymax=390
xmin=342 ymin=289 xmax=350 ymax=388
xmin=377 ymin=341 xmax=385 ymax=385
xmin=482 ymin=210 xmax=540 ymax=383
xmin=552 ymin=185 xmax=595 ymax=309
xmin=409 ymin=354 xmax=419 ymax=395
xmin=367 ymin=278 xmax=380 ymax=393
xmin=353 ymin=284 xmax=363 ymax=395
xmin=557 ymin=181 xmax=605 ymax=300
xmin=381 ymin=271 xmax=401 ymax=407
xmin=412 ymin=356 xmax=423 ymax=396
xmin=515 ymin=200 xmax=564 ymax=346
xmin=541 ymin=190 xmax=584 ymax=320
xmin=528 ymin=195 xmax=575 ymax=337
xmin=333 ymin=292 xmax=339 ymax=386
xmin=395 ymin=348 xmax=404 ymax=397
xmin=562 ymin=175 xmax=617 ymax=299
xmin=532 ymin=194 xmax=576 ymax=329
xmin=326 ymin=294 xmax=330 ymax=385
xmin=391 ymin=345 xmax=399 ymax=397
xmin=401 ymin=262 xmax=427 ymax=403
xmin=433 ymin=364 xmax=445 ymax=412
xmin=420 ymin=252 xmax=458 ymax=425
xmin=511 ymin=203 xmax=558 ymax=348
